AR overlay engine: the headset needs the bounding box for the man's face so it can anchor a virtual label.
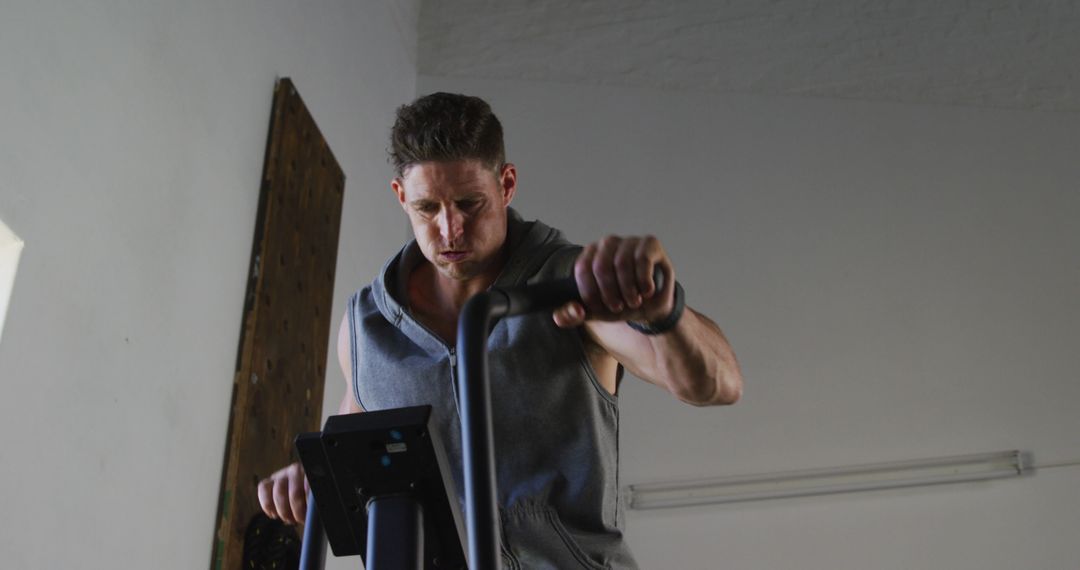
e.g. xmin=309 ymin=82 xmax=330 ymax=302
xmin=392 ymin=159 xmax=517 ymax=282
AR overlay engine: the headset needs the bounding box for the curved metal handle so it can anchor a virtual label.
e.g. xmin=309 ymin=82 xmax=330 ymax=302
xmin=495 ymin=265 xmax=665 ymax=315
xmin=455 ymin=265 xmax=666 ymax=569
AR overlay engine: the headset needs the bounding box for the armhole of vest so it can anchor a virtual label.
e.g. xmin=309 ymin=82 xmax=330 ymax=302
xmin=543 ymin=245 xmax=619 ymax=405
xmin=572 ymin=327 xmax=620 ymax=406
xmin=346 ymin=291 xmax=368 ymax=412
xmin=549 ymin=245 xmax=620 ymax=404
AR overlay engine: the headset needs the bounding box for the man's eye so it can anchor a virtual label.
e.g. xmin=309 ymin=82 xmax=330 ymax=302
xmin=458 ymin=200 xmax=480 ymax=210
xmin=417 ymin=204 xmax=438 ymax=214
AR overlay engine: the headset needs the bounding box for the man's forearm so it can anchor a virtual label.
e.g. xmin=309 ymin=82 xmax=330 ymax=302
xmin=647 ymin=307 xmax=743 ymax=406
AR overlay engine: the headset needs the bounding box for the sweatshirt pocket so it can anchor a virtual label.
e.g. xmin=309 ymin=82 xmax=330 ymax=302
xmin=501 ymin=505 xmax=610 ymax=570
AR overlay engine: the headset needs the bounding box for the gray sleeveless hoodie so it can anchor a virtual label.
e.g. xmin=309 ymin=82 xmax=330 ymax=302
xmin=346 ymin=209 xmax=639 ymax=569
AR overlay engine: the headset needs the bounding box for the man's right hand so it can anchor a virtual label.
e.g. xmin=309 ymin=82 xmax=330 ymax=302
xmin=256 ymin=315 xmax=362 ymax=525
xmin=256 ymin=462 xmax=309 ymax=525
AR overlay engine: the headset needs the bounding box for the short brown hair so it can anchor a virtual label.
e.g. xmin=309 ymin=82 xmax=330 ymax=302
xmin=389 ymin=92 xmax=505 ymax=176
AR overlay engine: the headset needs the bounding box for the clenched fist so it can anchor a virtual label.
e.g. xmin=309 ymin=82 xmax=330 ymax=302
xmin=256 ymin=462 xmax=309 ymax=525
xmin=553 ymin=234 xmax=675 ymax=328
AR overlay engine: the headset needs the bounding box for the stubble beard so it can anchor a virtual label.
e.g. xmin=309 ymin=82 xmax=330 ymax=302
xmin=431 ymin=242 xmax=504 ymax=285
xmin=435 ymin=258 xmax=480 ymax=281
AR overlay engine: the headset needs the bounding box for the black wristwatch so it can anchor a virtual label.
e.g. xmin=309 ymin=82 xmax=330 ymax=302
xmin=627 ymin=282 xmax=685 ymax=335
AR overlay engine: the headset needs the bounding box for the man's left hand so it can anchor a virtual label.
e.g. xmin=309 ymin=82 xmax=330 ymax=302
xmin=553 ymin=235 xmax=676 ymax=328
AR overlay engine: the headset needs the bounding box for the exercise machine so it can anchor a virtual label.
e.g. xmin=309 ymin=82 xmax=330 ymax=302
xmin=296 ymin=270 xmax=665 ymax=570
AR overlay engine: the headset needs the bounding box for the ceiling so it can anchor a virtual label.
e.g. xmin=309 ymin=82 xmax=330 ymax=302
xmin=419 ymin=0 xmax=1080 ymax=113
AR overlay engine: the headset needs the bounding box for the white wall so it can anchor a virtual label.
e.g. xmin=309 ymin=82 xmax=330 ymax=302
xmin=3 ymin=1 xmax=1077 ymax=566
xmin=418 ymin=0 xmax=1080 ymax=114
xmin=418 ymin=75 xmax=1080 ymax=569
xmin=0 ymin=1 xmax=416 ymax=568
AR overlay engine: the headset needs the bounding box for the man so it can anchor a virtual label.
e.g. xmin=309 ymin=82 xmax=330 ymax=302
xmin=258 ymin=93 xmax=743 ymax=568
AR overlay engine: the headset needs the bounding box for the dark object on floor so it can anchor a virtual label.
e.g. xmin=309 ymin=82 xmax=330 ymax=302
xmin=243 ymin=513 xmax=301 ymax=570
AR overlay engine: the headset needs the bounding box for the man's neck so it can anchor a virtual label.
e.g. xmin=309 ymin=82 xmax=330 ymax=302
xmin=406 ymin=253 xmax=506 ymax=345
xmin=430 ymin=263 xmax=500 ymax=312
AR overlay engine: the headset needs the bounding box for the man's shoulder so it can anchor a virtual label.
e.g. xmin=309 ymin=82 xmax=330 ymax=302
xmin=504 ymin=211 xmax=581 ymax=284
xmin=345 ymin=283 xmax=383 ymax=319
xmin=535 ymin=243 xmax=581 ymax=279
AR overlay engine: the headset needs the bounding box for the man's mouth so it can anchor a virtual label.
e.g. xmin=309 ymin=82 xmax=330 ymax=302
xmin=439 ymin=250 xmax=469 ymax=262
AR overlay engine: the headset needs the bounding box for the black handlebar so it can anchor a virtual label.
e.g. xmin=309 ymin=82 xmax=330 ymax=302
xmin=455 ymin=265 xmax=666 ymax=569
xmin=494 ymin=266 xmax=665 ymax=315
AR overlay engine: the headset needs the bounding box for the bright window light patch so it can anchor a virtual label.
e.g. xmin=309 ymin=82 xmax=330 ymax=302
xmin=0 ymin=218 xmax=24 ymax=344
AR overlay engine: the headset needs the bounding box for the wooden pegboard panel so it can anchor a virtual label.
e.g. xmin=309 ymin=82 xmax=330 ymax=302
xmin=211 ymin=77 xmax=345 ymax=570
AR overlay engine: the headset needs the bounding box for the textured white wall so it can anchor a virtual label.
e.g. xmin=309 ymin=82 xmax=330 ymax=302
xmin=420 ymin=0 xmax=1080 ymax=113
xmin=0 ymin=1 xmax=416 ymax=568
xmin=418 ymin=74 xmax=1080 ymax=569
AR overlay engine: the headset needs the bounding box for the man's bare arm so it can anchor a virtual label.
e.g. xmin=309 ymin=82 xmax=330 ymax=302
xmin=256 ymin=314 xmax=362 ymax=525
xmin=336 ymin=313 xmax=364 ymax=414
xmin=553 ymin=235 xmax=743 ymax=406
xmin=585 ymin=309 xmax=742 ymax=406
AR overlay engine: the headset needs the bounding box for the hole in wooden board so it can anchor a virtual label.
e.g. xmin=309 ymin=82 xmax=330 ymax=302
xmin=266 ymin=358 xmax=274 ymax=371
xmin=283 ymin=319 xmax=289 ymax=332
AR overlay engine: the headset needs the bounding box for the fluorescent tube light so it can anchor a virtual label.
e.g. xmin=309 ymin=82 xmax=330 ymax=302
xmin=627 ymin=450 xmax=1024 ymax=510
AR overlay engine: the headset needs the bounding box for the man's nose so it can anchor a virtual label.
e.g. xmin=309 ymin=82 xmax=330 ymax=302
xmin=438 ymin=207 xmax=464 ymax=242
